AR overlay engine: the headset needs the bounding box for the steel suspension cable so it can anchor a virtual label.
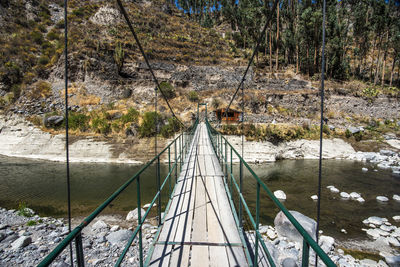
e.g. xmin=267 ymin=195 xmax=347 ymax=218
xmin=115 ymin=0 xmax=185 ymax=129
xmin=64 ymin=0 xmax=73 ymax=265
xmin=224 ymin=0 xmax=279 ymax=118
xmin=315 ymin=0 xmax=327 ymax=266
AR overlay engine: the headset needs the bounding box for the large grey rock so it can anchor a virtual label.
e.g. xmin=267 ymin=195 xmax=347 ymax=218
xmin=319 ymin=235 xmax=335 ymax=253
xmin=106 ymin=230 xmax=132 ymax=245
xmin=92 ymin=220 xmax=108 ymax=230
xmin=282 ymin=258 xmax=298 ymax=267
xmin=126 ymin=208 xmax=146 ymax=221
xmin=347 ymin=126 xmax=361 ymax=134
xmin=44 ymin=116 xmax=64 ymax=127
xmin=11 ymin=236 xmax=32 ymax=250
xmin=274 ymin=211 xmax=316 ymax=244
xmin=385 ymin=255 xmax=400 ymax=267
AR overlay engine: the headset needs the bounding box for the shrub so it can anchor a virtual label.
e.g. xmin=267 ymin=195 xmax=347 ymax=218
xmin=68 ymin=112 xmax=89 ymax=131
xmin=159 ymin=81 xmax=176 ymax=99
xmin=91 ymin=116 xmax=111 ymax=135
xmin=17 ymin=202 xmax=34 ymax=217
xmin=139 ymin=112 xmax=163 ymax=137
xmin=47 ymin=29 xmax=60 ymax=41
xmin=31 ymin=31 xmax=43 ymax=45
xmin=38 ymin=55 xmax=50 ymax=65
xmin=34 ymin=81 xmax=52 ymax=98
xmin=211 ymin=98 xmax=220 ymax=109
xmin=161 ymin=117 xmax=181 ymax=138
xmin=121 ymin=108 xmax=139 ymax=124
xmin=188 ymin=91 xmax=199 ymax=102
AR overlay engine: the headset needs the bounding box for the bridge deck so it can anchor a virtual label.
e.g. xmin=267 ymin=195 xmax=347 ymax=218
xmin=148 ymin=123 xmax=248 ymax=266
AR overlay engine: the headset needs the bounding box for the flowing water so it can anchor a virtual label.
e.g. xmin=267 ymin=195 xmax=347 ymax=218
xmin=0 ymin=155 xmax=399 ymax=241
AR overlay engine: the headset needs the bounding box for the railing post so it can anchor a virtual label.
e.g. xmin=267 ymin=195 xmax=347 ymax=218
xmin=75 ymin=233 xmax=84 ymax=267
xmin=168 ymin=146 xmax=171 ymax=198
xmin=157 ymin=156 xmax=161 ymax=226
xmin=224 ymin=139 xmax=227 ymax=176
xmin=174 ymin=140 xmax=178 ymax=182
xmin=137 ymin=175 xmax=143 ymax=267
xmin=254 ymin=182 xmax=260 ymax=267
xmin=302 ymin=239 xmax=310 ymax=267
xmin=239 ymin=159 xmax=243 ymax=228
xmin=180 ymin=134 xmax=183 ymax=170
xmin=230 ymin=146 xmax=233 ymax=196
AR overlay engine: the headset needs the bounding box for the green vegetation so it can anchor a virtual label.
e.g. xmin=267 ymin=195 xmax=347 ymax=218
xmin=26 ymin=220 xmax=37 ymax=226
xmin=188 ymin=91 xmax=199 ymax=102
xmin=139 ymin=111 xmax=163 ymax=137
xmin=161 ymin=117 xmax=181 ymax=138
xmin=220 ymin=123 xmax=334 ymax=143
xmin=17 ymin=202 xmax=34 ymax=217
xmin=68 ymin=112 xmax=90 ymax=131
xmin=159 ymin=82 xmax=176 ymax=99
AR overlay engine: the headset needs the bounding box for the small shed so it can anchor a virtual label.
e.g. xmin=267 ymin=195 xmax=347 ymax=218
xmin=215 ymin=108 xmax=242 ymax=122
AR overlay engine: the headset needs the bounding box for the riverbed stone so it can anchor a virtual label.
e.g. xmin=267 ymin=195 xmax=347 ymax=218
xmin=367 ymin=216 xmax=386 ymax=226
xmin=362 ymin=167 xmax=368 ymax=172
xmin=377 ymin=196 xmax=389 ymax=202
xmin=387 ymin=236 xmax=400 ymax=247
xmin=356 ymin=197 xmax=365 ymax=203
xmin=281 ymin=257 xmax=298 ymax=267
xmin=393 ymin=195 xmax=400 ymax=201
xmin=340 ymin=192 xmax=350 ymax=199
xmin=319 ymin=235 xmax=335 ymax=253
xmin=11 ymin=236 xmax=31 ymax=250
xmin=393 ymin=216 xmax=400 ymax=222
xmin=274 ymin=190 xmax=286 ymax=201
xmin=366 ymin=229 xmax=381 ymax=239
xmin=311 ymin=195 xmax=318 ymax=201
xmin=274 ymin=210 xmax=316 ymax=244
xmin=92 ymin=220 xmax=108 ymax=230
xmin=106 ymin=230 xmax=133 ymax=245
xmin=126 ymin=208 xmax=146 ymax=221
xmin=349 ymin=192 xmax=361 ymax=199
xmin=385 ymin=255 xmax=400 ymax=267
xmin=330 ymin=187 xmax=339 ymax=193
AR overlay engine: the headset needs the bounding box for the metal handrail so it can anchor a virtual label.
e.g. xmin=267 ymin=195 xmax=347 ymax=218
xmin=205 ymin=120 xmax=336 ymax=267
xmin=38 ymin=119 xmax=199 ymax=267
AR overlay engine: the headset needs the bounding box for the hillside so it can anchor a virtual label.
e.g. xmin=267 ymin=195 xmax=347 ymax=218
xmin=0 ymin=0 xmax=399 ymax=151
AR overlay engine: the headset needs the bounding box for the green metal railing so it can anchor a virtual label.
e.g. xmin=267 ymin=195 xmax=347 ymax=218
xmin=205 ymin=119 xmax=336 ymax=267
xmin=38 ymin=119 xmax=199 ymax=267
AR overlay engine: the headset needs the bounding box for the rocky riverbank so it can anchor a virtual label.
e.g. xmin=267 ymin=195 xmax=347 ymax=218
xmin=0 ymin=207 xmax=158 ymax=266
xmin=1 ymin=206 xmax=399 ymax=266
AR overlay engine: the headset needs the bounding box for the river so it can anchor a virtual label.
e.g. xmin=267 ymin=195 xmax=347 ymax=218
xmin=0 ymin=155 xmax=399 ymax=242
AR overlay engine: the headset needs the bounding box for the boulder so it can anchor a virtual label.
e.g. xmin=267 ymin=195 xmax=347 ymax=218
xmin=393 ymin=195 xmax=400 ymax=201
xmin=44 ymin=116 xmax=64 ymax=127
xmin=319 ymin=235 xmax=335 ymax=253
xmin=385 ymin=255 xmax=400 ymax=267
xmin=330 ymin=187 xmax=339 ymax=193
xmin=349 ymin=192 xmax=361 ymax=200
xmin=11 ymin=236 xmax=32 ymax=250
xmin=274 ymin=210 xmax=316 ymax=244
xmin=282 ymin=258 xmax=298 ymax=267
xmin=356 ymin=197 xmax=365 ymax=203
xmin=393 ymin=216 xmax=400 ymax=222
xmin=347 ymin=126 xmax=361 ymax=134
xmin=92 ymin=220 xmax=108 ymax=230
xmin=274 ymin=190 xmax=286 ymax=201
xmin=126 ymin=208 xmax=146 ymax=221
xmin=367 ymin=216 xmax=386 ymax=226
xmin=340 ymin=192 xmax=350 ymax=199
xmin=377 ymin=196 xmax=389 ymax=202
xmin=106 ymin=230 xmax=132 ymax=245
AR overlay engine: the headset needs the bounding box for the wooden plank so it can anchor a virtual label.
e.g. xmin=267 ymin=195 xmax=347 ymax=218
xmin=206 ymin=175 xmax=230 ymax=266
xmin=191 ymin=166 xmax=208 ymax=243
xmin=191 ymin=245 xmax=209 ymax=267
xmin=148 ymin=244 xmax=173 ymax=267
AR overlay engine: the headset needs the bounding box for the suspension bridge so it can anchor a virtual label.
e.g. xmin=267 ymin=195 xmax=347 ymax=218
xmin=37 ymin=0 xmax=335 ymax=265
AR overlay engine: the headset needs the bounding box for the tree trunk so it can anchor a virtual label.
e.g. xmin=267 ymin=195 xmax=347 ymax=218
xmin=373 ymin=35 xmax=383 ymax=86
xmin=370 ymin=35 xmax=378 ymax=81
xmin=265 ymin=30 xmax=268 ymax=57
xmin=306 ymin=47 xmax=310 ymax=76
xmin=381 ymin=31 xmax=389 ymax=86
xmin=275 ymin=2 xmax=280 ymax=71
xmin=269 ymin=24 xmax=272 ymax=73
xmin=296 ymin=44 xmax=299 ymax=73
xmin=390 ymin=57 xmax=397 ymax=87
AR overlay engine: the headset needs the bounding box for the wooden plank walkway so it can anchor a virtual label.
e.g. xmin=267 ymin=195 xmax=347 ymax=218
xmin=148 ymin=123 xmax=248 ymax=267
